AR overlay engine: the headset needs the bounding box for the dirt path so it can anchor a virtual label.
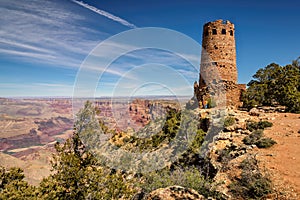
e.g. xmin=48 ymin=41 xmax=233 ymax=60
xmin=256 ymin=113 xmax=300 ymax=199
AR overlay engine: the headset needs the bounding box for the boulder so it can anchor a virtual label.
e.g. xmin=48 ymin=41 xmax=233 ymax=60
xmin=146 ymin=186 xmax=206 ymax=200
xmin=224 ymin=122 xmax=247 ymax=132
xmin=215 ymin=131 xmax=232 ymax=141
xmin=249 ymin=108 xmax=260 ymax=116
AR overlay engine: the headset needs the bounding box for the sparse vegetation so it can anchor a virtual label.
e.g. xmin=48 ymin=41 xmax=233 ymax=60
xmin=0 ymin=101 xmax=216 ymax=199
xmin=189 ymin=129 xmax=206 ymax=153
xmin=216 ymin=144 xmax=248 ymax=172
xmin=1 ymin=100 xmax=285 ymax=199
xmin=246 ymin=120 xmax=273 ymax=131
xmin=223 ymin=116 xmax=235 ymax=127
xmin=255 ymin=137 xmax=277 ymax=148
xmin=207 ymin=98 xmax=217 ymax=108
xmin=113 ymin=108 xmax=208 ymax=153
xmin=141 ymin=166 xmax=224 ymax=199
xmin=111 ymin=108 xmax=182 ymax=150
xmin=216 ymin=145 xmax=238 ymax=170
xmin=243 ymin=120 xmax=276 ymax=148
xmin=243 ymin=129 xmax=263 ymax=144
xmin=36 ymin=101 xmax=138 ymax=199
xmin=243 ymin=129 xmax=276 ymax=148
xmin=230 ymin=155 xmax=273 ymax=199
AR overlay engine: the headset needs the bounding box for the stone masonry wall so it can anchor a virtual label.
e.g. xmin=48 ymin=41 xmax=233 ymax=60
xmin=200 ymin=19 xmax=237 ymax=87
xmin=195 ymin=19 xmax=245 ymax=108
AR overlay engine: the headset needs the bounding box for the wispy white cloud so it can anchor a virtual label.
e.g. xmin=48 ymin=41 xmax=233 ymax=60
xmin=0 ymin=0 xmax=197 ymax=97
xmin=0 ymin=0 xmax=108 ymax=69
xmin=0 ymin=49 xmax=56 ymax=60
xmin=0 ymin=38 xmax=52 ymax=54
xmin=34 ymin=83 xmax=73 ymax=87
xmin=71 ymin=0 xmax=137 ymax=29
xmin=77 ymin=45 xmax=199 ymax=94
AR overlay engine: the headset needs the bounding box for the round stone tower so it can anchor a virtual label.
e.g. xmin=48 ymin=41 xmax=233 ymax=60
xmin=199 ymin=19 xmax=237 ymax=88
xmin=193 ymin=19 xmax=245 ymax=108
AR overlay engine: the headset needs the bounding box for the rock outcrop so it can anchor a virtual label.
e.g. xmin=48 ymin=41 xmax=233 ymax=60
xmin=95 ymin=99 xmax=180 ymax=131
xmin=146 ymin=186 xmax=206 ymax=200
xmin=198 ymin=107 xmax=293 ymax=198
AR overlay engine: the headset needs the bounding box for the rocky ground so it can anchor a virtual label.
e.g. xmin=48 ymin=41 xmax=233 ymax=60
xmin=202 ymin=107 xmax=300 ymax=199
xmin=145 ymin=107 xmax=299 ymax=199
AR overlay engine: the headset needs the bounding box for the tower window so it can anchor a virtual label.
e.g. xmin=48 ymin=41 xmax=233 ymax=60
xmin=221 ymin=29 xmax=226 ymax=34
xmin=212 ymin=29 xmax=217 ymax=35
xmin=230 ymin=30 xmax=233 ymax=36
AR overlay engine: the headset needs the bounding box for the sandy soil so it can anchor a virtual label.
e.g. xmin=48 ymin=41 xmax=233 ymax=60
xmin=256 ymin=113 xmax=300 ymax=199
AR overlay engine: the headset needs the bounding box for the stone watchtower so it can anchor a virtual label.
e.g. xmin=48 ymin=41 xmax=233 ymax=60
xmin=194 ymin=19 xmax=245 ymax=107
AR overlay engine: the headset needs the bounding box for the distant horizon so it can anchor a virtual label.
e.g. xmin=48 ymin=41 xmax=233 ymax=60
xmin=0 ymin=95 xmax=192 ymax=99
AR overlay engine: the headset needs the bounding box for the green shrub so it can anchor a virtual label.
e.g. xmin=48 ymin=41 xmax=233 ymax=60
xmin=207 ymin=98 xmax=216 ymax=108
xmin=246 ymin=120 xmax=273 ymax=131
xmin=243 ymin=130 xmax=263 ymax=145
xmin=243 ymin=130 xmax=276 ymax=148
xmin=121 ymin=109 xmax=207 ymax=152
xmin=255 ymin=137 xmax=277 ymax=148
xmin=230 ymin=156 xmax=273 ymax=199
xmin=189 ymin=129 xmax=206 ymax=153
xmin=224 ymin=116 xmax=235 ymax=127
xmin=141 ymin=167 xmax=223 ymax=199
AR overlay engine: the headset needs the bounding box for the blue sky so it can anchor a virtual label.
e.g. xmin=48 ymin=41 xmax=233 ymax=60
xmin=0 ymin=0 xmax=299 ymax=97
